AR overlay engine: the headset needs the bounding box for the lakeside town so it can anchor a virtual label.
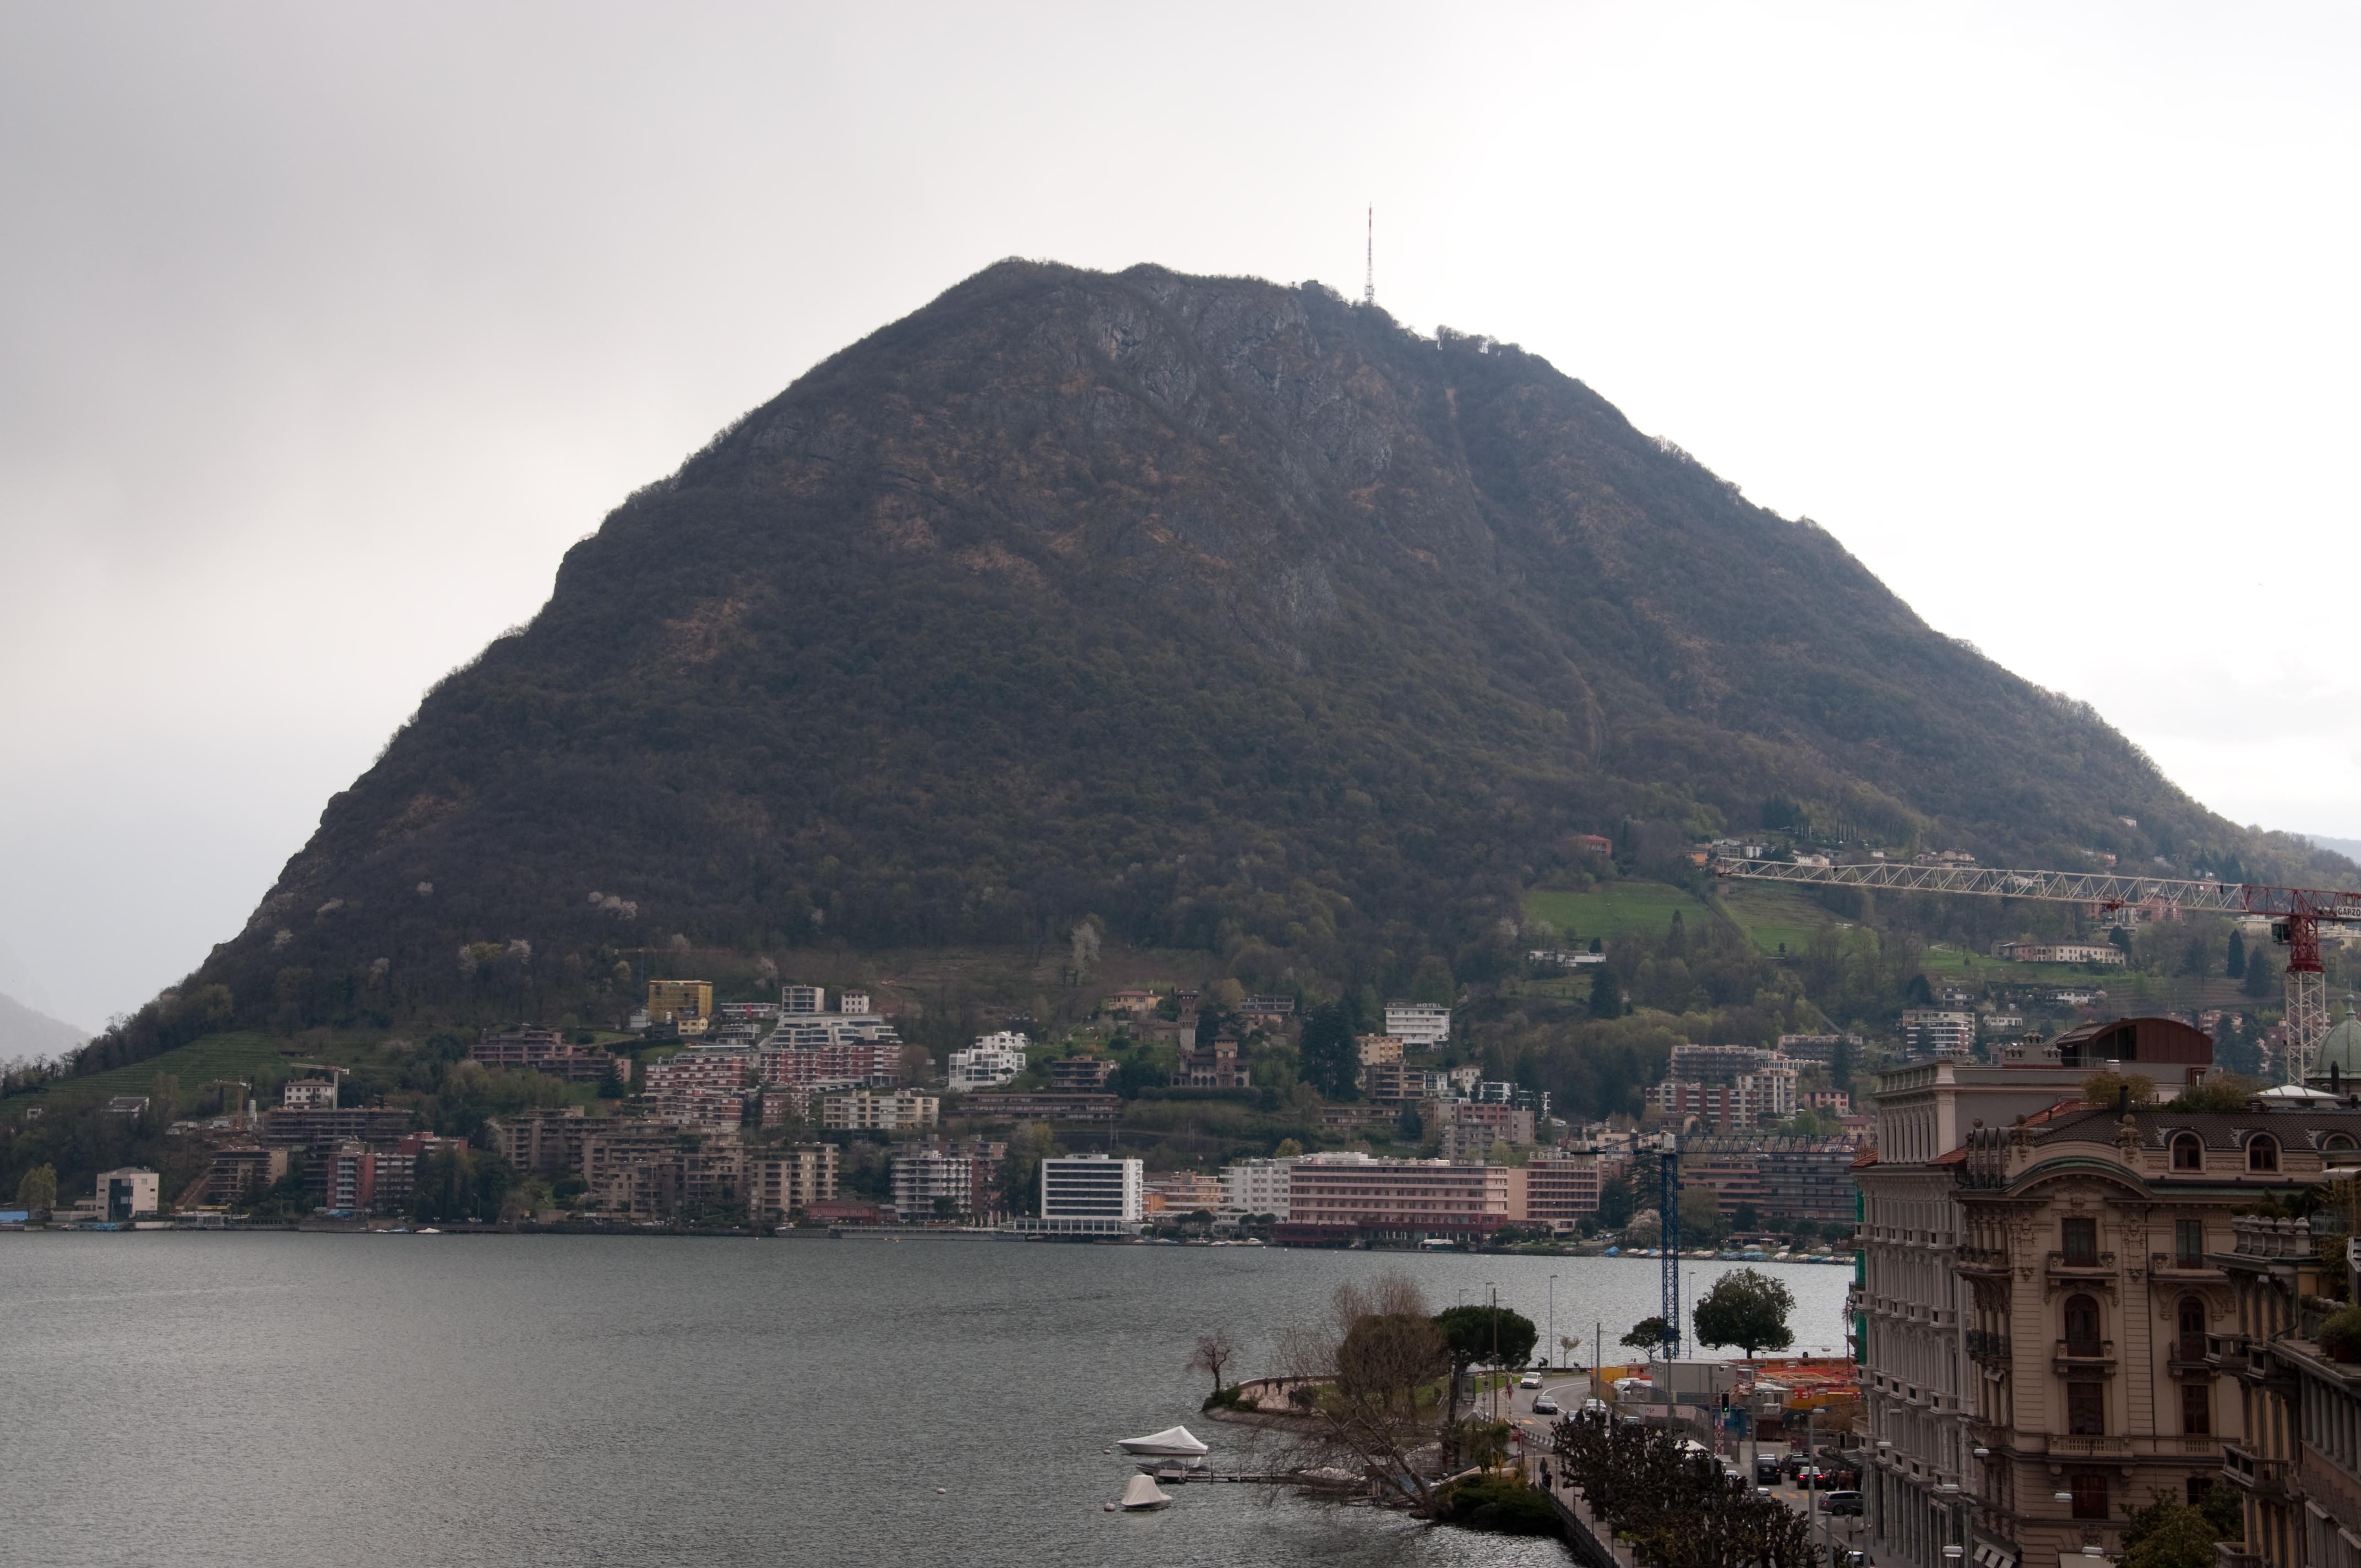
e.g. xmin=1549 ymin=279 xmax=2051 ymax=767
xmin=24 ymin=975 xmax=2361 ymax=1568
xmin=11 ymin=975 xmax=1883 ymax=1247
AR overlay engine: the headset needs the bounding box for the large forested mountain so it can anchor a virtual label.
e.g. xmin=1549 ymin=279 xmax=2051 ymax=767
xmin=159 ymin=260 xmax=2336 ymax=1032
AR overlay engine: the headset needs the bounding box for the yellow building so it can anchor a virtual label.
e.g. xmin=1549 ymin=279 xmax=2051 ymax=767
xmin=646 ymin=979 xmax=714 ymax=1027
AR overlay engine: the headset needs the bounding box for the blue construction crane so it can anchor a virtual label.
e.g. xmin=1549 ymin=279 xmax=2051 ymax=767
xmin=1658 ymin=1133 xmax=1682 ymax=1359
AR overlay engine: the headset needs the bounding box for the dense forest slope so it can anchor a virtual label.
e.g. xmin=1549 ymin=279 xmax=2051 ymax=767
xmin=155 ymin=260 xmax=2343 ymax=1033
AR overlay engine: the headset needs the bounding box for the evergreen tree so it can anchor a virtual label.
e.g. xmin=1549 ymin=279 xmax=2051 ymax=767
xmin=1596 ymin=1173 xmax=1635 ymax=1228
xmin=1589 ymin=968 xmax=1623 ymax=1020
xmin=1298 ymin=1000 xmax=1362 ymax=1099
xmin=2227 ymin=929 xmax=2247 ymax=978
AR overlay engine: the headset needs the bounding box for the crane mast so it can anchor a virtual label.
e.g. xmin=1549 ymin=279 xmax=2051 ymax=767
xmin=1711 ymin=857 xmax=2359 ymax=1083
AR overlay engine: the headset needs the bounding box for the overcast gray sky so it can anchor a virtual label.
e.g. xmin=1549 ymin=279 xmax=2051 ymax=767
xmin=3 ymin=2 xmax=2356 ymax=1031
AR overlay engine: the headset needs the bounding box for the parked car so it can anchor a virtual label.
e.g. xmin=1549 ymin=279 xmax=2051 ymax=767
xmin=1822 ymin=1490 xmax=1864 ymax=1517
xmin=1532 ymin=1395 xmax=1559 ymax=1415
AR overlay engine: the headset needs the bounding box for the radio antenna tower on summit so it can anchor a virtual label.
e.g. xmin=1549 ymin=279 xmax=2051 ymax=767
xmin=1363 ymin=205 xmax=1374 ymax=307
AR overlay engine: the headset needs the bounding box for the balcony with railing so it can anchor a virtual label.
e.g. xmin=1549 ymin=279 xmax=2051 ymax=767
xmin=1966 ymin=1329 xmax=2011 ymax=1366
xmin=2048 ymin=1434 xmax=2132 ymax=1457
xmin=2232 ymin=1215 xmax=2320 ymax=1258
xmin=2054 ymin=1337 xmax=2116 ymax=1374
xmin=2169 ymin=1332 xmax=2210 ymax=1370
xmin=2151 ymin=1249 xmax=2227 ymax=1281
xmin=1957 ymin=1244 xmax=2011 ymax=1277
xmin=2047 ymin=1248 xmax=2117 ymax=1278
xmin=2223 ymin=1442 xmax=2291 ymax=1498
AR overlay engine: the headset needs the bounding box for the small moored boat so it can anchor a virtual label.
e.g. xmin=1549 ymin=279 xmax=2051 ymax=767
xmin=1120 ymin=1474 xmax=1173 ymax=1512
xmin=1116 ymin=1425 xmax=1209 ymax=1458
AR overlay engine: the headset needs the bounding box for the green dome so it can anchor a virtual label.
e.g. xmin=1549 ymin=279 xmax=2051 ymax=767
xmin=2320 ymin=1009 xmax=2361 ymax=1078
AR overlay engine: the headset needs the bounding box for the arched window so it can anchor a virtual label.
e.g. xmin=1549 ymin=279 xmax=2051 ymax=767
xmin=2177 ymin=1297 xmax=2205 ymax=1362
xmin=2065 ymin=1294 xmax=2103 ymax=1358
xmin=2249 ymin=1135 xmax=2280 ymax=1172
xmin=2327 ymin=1134 xmax=2357 ymax=1153
xmin=2171 ymin=1134 xmax=2204 ymax=1170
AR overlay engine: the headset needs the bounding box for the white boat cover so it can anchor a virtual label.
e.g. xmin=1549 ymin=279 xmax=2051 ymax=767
xmin=1117 ymin=1425 xmax=1210 ymax=1457
xmin=1121 ymin=1474 xmax=1173 ymax=1509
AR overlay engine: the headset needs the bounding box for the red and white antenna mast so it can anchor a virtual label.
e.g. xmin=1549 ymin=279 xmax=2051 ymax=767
xmin=1363 ymin=205 xmax=1374 ymax=307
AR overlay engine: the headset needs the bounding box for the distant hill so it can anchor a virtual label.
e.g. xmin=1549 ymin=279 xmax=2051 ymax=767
xmin=2309 ymin=835 xmax=2361 ymax=870
xmin=0 ymin=990 xmax=88 ymax=1066
xmin=113 ymin=260 xmax=2358 ymax=1044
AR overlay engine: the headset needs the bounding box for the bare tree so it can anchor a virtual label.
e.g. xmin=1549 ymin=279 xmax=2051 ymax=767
xmin=1270 ymin=1272 xmax=1455 ymax=1515
xmin=1190 ymin=1330 xmax=1240 ymax=1395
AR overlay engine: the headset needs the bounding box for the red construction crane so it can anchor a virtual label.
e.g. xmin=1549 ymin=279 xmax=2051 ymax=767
xmin=1710 ymin=857 xmax=2361 ymax=1082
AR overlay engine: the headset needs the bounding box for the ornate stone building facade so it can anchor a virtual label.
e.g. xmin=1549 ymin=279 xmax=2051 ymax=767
xmin=2215 ymin=1210 xmax=2361 ymax=1568
xmin=1941 ymin=1098 xmax=2361 ymax=1568
xmin=1859 ymin=1018 xmax=2226 ymax=1568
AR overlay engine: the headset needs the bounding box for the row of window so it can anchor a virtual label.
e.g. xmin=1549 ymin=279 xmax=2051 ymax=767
xmin=2060 ymin=1375 xmax=2209 ymax=1437
xmin=2057 ymin=1291 xmax=2210 ymax=1361
xmin=2059 ymin=1216 xmax=2208 ymax=1267
xmin=2167 ymin=1129 xmax=2354 ymax=1171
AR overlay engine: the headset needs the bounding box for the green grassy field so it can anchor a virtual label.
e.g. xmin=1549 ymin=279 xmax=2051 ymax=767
xmin=24 ymin=1031 xmax=296 ymax=1115
xmin=1524 ymin=881 xmax=1713 ymax=944
xmin=1714 ymin=882 xmax=1843 ymax=957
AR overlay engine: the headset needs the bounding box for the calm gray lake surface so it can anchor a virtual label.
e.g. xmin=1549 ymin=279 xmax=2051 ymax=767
xmin=2 ymin=1234 xmax=1851 ymax=1567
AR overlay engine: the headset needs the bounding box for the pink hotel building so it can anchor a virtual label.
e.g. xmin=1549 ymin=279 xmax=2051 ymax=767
xmin=1275 ymin=1158 xmax=1525 ymax=1244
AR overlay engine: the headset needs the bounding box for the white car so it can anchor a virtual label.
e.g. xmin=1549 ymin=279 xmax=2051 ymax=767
xmin=1519 ymin=1374 xmax=1544 ymax=1389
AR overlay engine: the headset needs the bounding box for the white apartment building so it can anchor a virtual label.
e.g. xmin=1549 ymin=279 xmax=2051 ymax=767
xmin=280 ymin=1079 xmax=337 ymax=1110
xmin=781 ymin=984 xmax=825 ymax=1014
xmin=890 ymin=1145 xmax=973 ymax=1218
xmin=1995 ymin=941 xmax=2126 ymax=966
xmin=1897 ymin=1009 xmax=1976 ymax=1057
xmin=1014 ymin=1153 xmax=1143 ymax=1235
xmin=1384 ymin=1001 xmax=1451 ymax=1048
xmin=97 ymin=1167 xmax=160 ymax=1221
xmin=1220 ymin=1157 xmax=1297 ymax=1223
xmin=947 ymin=1032 xmax=1029 ymax=1092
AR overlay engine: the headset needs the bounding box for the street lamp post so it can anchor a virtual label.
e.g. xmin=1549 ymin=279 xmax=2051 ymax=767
xmin=1549 ymin=1273 xmax=1559 ymax=1368
xmin=1487 ymin=1282 xmax=1500 ymax=1428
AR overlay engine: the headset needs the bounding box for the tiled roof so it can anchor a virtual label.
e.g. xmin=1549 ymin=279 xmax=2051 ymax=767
xmin=2030 ymin=1105 xmax=2361 ymax=1151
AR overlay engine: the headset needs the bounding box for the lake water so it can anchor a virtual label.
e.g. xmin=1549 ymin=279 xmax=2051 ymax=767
xmin=2 ymin=1235 xmax=1851 ymax=1567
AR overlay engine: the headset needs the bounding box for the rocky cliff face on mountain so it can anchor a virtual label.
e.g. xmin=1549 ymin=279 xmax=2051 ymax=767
xmin=162 ymin=260 xmax=2335 ymax=1028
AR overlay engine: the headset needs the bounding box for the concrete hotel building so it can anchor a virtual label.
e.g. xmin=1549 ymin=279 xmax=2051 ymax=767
xmin=1522 ymin=1148 xmax=1602 ymax=1231
xmin=1383 ymin=1002 xmax=1451 ymax=1048
xmin=1275 ymin=1158 xmax=1521 ymax=1245
xmin=1015 ymin=1153 xmax=1143 ymax=1235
